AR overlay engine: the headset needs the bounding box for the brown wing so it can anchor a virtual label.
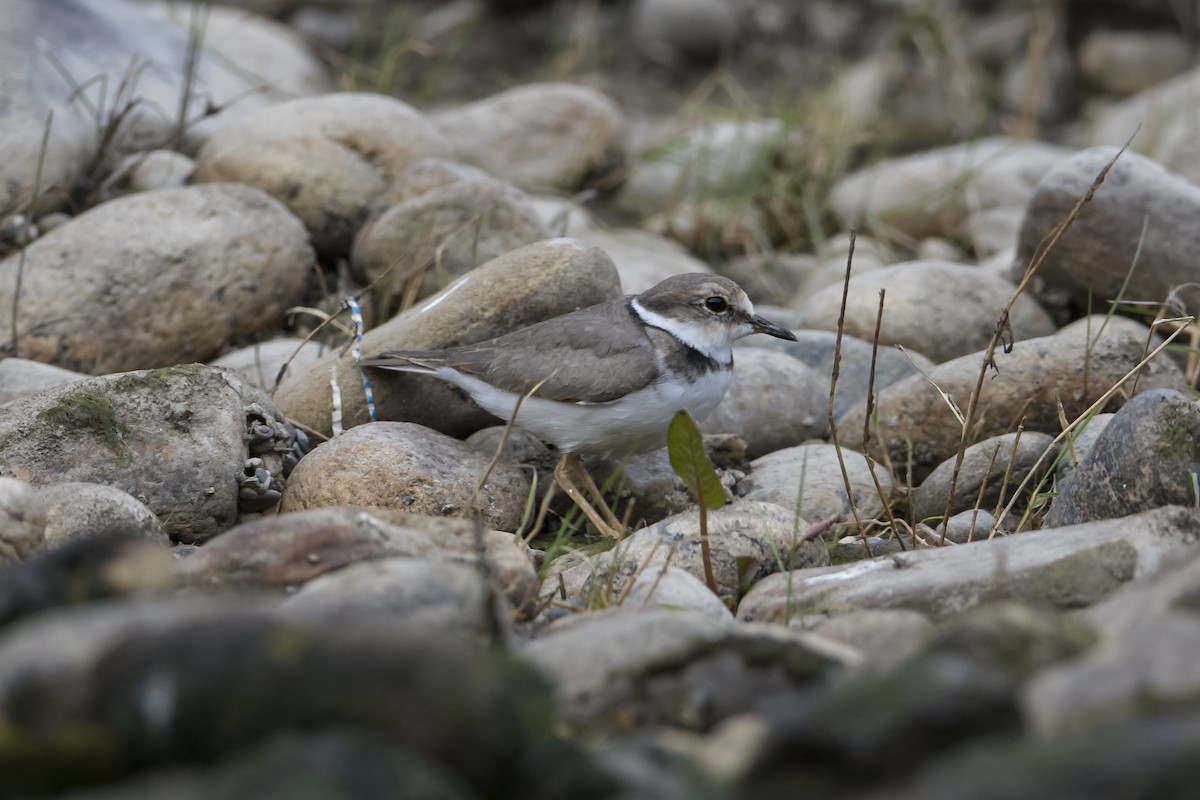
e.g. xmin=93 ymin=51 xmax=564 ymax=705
xmin=363 ymin=297 xmax=662 ymax=403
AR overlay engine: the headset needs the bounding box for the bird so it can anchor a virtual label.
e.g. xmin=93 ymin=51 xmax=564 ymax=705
xmin=361 ymin=272 xmax=798 ymax=536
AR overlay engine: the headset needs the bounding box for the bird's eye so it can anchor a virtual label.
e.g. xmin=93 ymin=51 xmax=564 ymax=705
xmin=704 ymin=296 xmax=728 ymax=313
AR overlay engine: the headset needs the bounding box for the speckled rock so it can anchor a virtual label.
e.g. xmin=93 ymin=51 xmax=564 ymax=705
xmin=280 ymin=422 xmax=530 ymax=533
xmin=350 ymin=177 xmax=549 ymax=297
xmin=837 ymin=325 xmax=1189 ymax=482
xmin=1046 ymin=389 xmax=1200 ymax=527
xmin=274 ymin=238 xmax=622 ymax=439
xmin=912 ymin=432 xmax=1057 ymax=524
xmin=791 ymin=261 xmax=1056 ymax=363
xmin=194 ymin=93 xmax=447 ymax=255
xmin=0 ymin=359 xmax=85 ymax=406
xmin=432 ymin=83 xmax=627 ymax=193
xmin=1014 ymin=147 xmax=1200 ymax=318
xmin=699 ymin=348 xmax=829 ymax=460
xmin=37 ymin=482 xmax=168 ymax=549
xmin=738 ymin=506 xmax=1200 ymax=623
xmin=620 ymin=564 xmax=735 ymax=622
xmin=1055 ymin=413 xmax=1114 ymax=480
xmin=0 ymin=185 xmax=314 ymax=374
xmin=0 ymin=477 xmax=44 ymax=564
xmin=0 ymin=365 xmax=304 ymax=543
xmin=740 ymin=444 xmax=894 ymax=528
xmin=176 ymin=506 xmax=538 ymax=616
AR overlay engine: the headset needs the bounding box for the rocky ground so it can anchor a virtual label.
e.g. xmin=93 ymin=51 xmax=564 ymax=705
xmin=2 ymin=0 xmax=1200 ymax=797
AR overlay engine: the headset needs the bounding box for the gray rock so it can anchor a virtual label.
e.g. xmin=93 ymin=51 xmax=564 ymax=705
xmin=830 ymin=138 xmax=1069 ymax=240
xmin=520 ymin=607 xmax=840 ymax=732
xmin=791 ymin=260 xmax=1056 ymax=364
xmin=194 ymin=93 xmax=447 ymax=255
xmin=279 ymin=422 xmax=531 ymax=533
xmin=631 ymin=0 xmax=740 ymax=64
xmin=0 ymin=358 xmax=85 ymax=406
xmin=741 ymin=444 xmax=894 ymax=528
xmin=0 ymin=365 xmax=302 ymax=543
xmin=1086 ymin=64 xmax=1200 ymax=159
xmin=1046 ymin=389 xmax=1200 ymax=527
xmin=37 ymin=482 xmax=168 ymax=549
xmin=176 ymin=506 xmax=538 ymax=617
xmin=573 ymin=226 xmax=712 ymax=295
xmin=837 ymin=324 xmax=1189 ymax=483
xmin=912 ymin=432 xmax=1057 ymax=524
xmin=1023 ymin=547 xmax=1200 ymax=734
xmin=700 ymin=348 xmax=829 ymax=459
xmin=619 ymin=564 xmax=734 ymax=622
xmin=432 ymin=83 xmax=627 ymax=193
xmin=351 ymin=178 xmax=549 ymax=298
xmin=283 ymin=557 xmax=509 ymax=642
xmin=0 ymin=184 xmax=314 ymax=374
xmin=0 ymin=0 xmax=273 ymax=215
xmin=1055 ymin=413 xmax=1113 ymax=480
xmin=800 ymin=608 xmax=934 ymax=669
xmin=1015 ymin=147 xmax=1200 ymax=317
xmin=742 ymin=329 xmax=931 ymax=418
xmin=1079 ymin=29 xmax=1191 ymax=97
xmin=208 ymin=338 xmax=330 ymax=390
xmin=0 ymin=477 xmax=45 ymax=564
xmin=738 ymin=506 xmax=1200 ymax=624
xmin=564 ymin=500 xmax=829 ymax=606
xmin=274 ymin=238 xmax=622 ymax=439
xmin=113 ymin=149 xmax=195 ymax=194
xmin=942 ymin=509 xmax=1000 ymax=544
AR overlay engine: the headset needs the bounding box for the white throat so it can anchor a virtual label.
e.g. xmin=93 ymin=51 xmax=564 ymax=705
xmin=631 ymin=297 xmax=738 ymax=362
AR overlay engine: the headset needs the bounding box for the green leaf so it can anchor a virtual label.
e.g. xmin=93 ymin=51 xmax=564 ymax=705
xmin=667 ymin=410 xmax=726 ymax=509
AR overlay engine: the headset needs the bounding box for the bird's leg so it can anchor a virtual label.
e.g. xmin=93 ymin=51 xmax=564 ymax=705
xmin=554 ymin=453 xmax=623 ymax=538
xmin=570 ymin=456 xmax=626 ymax=531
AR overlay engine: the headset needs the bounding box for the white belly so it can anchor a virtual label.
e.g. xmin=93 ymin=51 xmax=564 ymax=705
xmin=444 ymin=368 xmax=733 ymax=456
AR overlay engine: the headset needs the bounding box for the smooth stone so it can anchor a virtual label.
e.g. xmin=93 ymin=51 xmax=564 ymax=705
xmin=912 ymin=432 xmax=1058 ymax=524
xmin=1023 ymin=548 xmax=1200 ymax=735
xmin=942 ymin=509 xmax=1000 ymax=544
xmin=176 ymin=506 xmax=538 ymax=617
xmin=148 ymin=1 xmax=335 ymax=97
xmin=208 ymin=338 xmax=331 ymax=390
xmin=720 ymin=252 xmax=817 ymax=306
xmin=830 ymin=138 xmax=1070 ymax=240
xmin=791 ymin=260 xmax=1056 ymax=363
xmin=0 ymin=364 xmax=302 ymax=543
xmin=0 ymin=358 xmax=85 ymax=405
xmin=1086 ymin=64 xmax=1200 ymax=156
xmin=0 ymin=597 xmax=554 ymax=797
xmin=282 ymin=557 xmax=510 ymax=642
xmin=37 ymin=482 xmax=168 ymax=549
xmin=788 ymin=236 xmax=890 ymax=299
xmin=564 ymin=500 xmax=829 ymax=606
xmin=194 ymin=93 xmax=447 ymax=255
xmin=631 ymin=0 xmax=740 ymax=64
xmin=116 ymin=149 xmax=195 ymax=193
xmin=431 ymin=83 xmax=627 ymax=193
xmin=371 ymin=157 xmax=495 ymax=211
xmin=582 ymin=448 xmax=694 ymax=530
xmin=0 ymin=0 xmax=273 ymax=215
xmin=520 ymin=607 xmax=840 ymax=732
xmin=0 ymin=185 xmax=313 ymax=374
xmin=1014 ymin=147 xmax=1200 ymax=317
xmin=964 ymin=205 xmax=1026 ymax=259
xmin=574 ymin=226 xmax=711 ymax=295
xmin=1046 ymin=389 xmax=1200 ymax=527
xmin=612 ymin=564 xmax=734 ymax=622
xmin=740 ymin=444 xmax=894 ymax=529
xmin=279 ymin=422 xmax=531 ymax=533
xmin=350 ymin=177 xmax=549 ymax=297
xmin=836 ymin=325 xmax=1189 ymax=483
xmin=699 ymin=348 xmax=829 ymax=460
xmin=617 ymin=118 xmax=787 ymax=218
xmin=1079 ymin=29 xmax=1191 ymax=97
xmin=0 ymin=477 xmax=45 ymax=564
xmin=742 ymin=330 xmax=932 ymax=418
xmin=799 ymin=608 xmax=934 ymax=669
xmin=738 ymin=506 xmax=1200 ymax=624
xmin=274 ymin=238 xmax=622 ymax=439
xmin=0 ymin=533 xmax=175 ymax=626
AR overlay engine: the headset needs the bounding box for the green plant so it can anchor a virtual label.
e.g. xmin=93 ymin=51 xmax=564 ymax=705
xmin=666 ymin=409 xmax=723 ymax=596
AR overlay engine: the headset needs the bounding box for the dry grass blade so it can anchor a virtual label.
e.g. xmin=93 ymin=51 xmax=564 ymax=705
xmin=861 ymin=288 xmax=905 ymax=549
